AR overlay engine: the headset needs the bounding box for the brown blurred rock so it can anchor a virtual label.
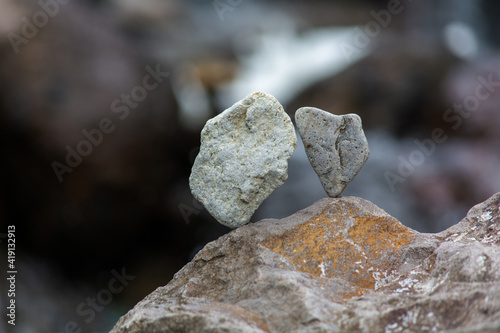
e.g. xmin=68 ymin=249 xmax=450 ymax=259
xmin=0 ymin=0 xmax=187 ymax=283
xmin=111 ymin=193 xmax=500 ymax=332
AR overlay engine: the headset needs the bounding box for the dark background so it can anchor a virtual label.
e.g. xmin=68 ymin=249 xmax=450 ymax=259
xmin=0 ymin=0 xmax=499 ymax=332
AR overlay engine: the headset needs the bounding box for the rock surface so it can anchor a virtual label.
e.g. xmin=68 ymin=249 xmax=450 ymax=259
xmin=295 ymin=107 xmax=369 ymax=197
xmin=111 ymin=193 xmax=500 ymax=333
xmin=189 ymin=91 xmax=296 ymax=228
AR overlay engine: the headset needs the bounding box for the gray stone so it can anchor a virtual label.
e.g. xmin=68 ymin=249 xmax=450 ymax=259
xmin=111 ymin=193 xmax=500 ymax=333
xmin=189 ymin=91 xmax=296 ymax=228
xmin=295 ymin=107 xmax=369 ymax=197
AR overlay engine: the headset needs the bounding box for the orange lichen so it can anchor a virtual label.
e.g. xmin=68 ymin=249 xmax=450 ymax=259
xmin=261 ymin=202 xmax=415 ymax=300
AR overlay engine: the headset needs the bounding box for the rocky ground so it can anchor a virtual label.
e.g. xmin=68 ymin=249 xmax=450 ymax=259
xmin=111 ymin=193 xmax=500 ymax=333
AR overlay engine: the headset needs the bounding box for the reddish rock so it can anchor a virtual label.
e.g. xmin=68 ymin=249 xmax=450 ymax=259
xmin=111 ymin=193 xmax=500 ymax=332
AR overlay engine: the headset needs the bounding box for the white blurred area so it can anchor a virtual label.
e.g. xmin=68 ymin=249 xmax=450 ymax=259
xmin=176 ymin=26 xmax=369 ymax=130
xmin=219 ymin=27 xmax=369 ymax=107
xmin=443 ymin=21 xmax=479 ymax=60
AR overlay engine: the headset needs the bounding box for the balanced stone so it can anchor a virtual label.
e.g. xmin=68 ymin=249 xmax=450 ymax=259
xmin=295 ymin=107 xmax=369 ymax=197
xmin=189 ymin=92 xmax=297 ymax=228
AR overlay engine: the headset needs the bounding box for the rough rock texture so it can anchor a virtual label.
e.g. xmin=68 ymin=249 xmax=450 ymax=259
xmin=111 ymin=193 xmax=500 ymax=333
xmin=295 ymin=107 xmax=369 ymax=197
xmin=190 ymin=91 xmax=297 ymax=228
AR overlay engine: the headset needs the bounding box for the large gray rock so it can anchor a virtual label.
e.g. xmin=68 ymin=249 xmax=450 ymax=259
xmin=111 ymin=193 xmax=500 ymax=333
xmin=295 ymin=107 xmax=369 ymax=197
xmin=189 ymin=92 xmax=296 ymax=228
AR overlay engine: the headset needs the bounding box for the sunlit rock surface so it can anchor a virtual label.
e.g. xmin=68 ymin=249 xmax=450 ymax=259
xmin=112 ymin=193 xmax=500 ymax=332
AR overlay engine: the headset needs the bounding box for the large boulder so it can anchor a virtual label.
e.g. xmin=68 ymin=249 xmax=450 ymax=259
xmin=111 ymin=193 xmax=500 ymax=332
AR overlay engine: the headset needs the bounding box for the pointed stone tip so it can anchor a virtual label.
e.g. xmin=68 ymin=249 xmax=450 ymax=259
xmin=243 ymin=91 xmax=278 ymax=104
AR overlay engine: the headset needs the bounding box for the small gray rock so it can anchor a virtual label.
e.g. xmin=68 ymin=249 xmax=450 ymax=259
xmin=295 ymin=107 xmax=369 ymax=197
xmin=189 ymin=92 xmax=297 ymax=228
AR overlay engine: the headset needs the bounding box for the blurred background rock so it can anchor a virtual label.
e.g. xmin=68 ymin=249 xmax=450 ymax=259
xmin=0 ymin=0 xmax=498 ymax=332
